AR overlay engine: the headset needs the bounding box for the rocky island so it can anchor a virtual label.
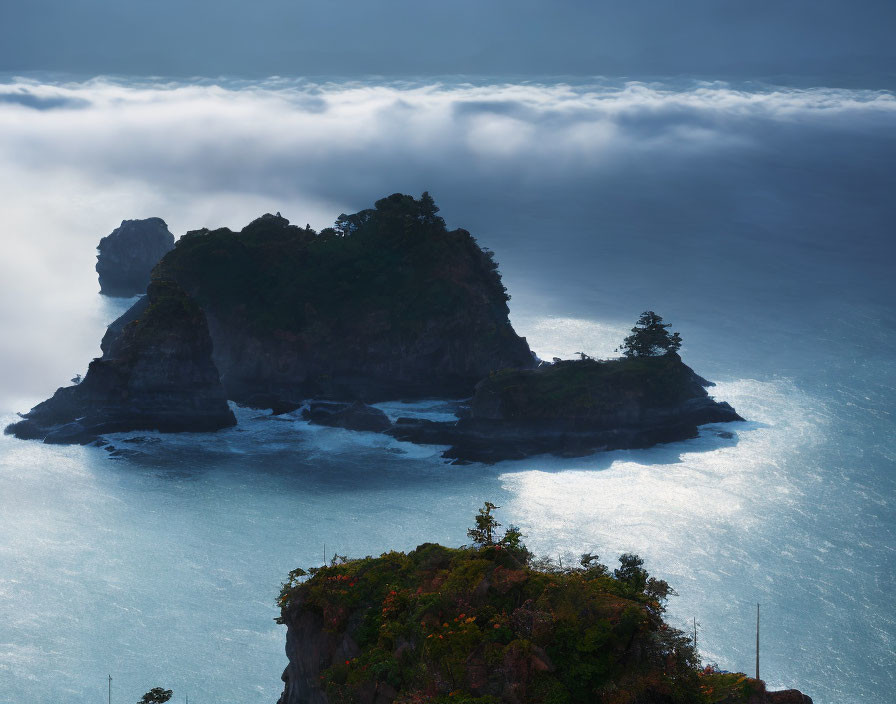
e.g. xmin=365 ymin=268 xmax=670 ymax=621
xmin=7 ymin=278 xmax=235 ymax=444
xmin=276 ymin=504 xmax=812 ymax=704
xmin=96 ymin=217 xmax=175 ymax=296
xmin=388 ymin=353 xmax=742 ymax=463
xmin=7 ymin=193 xmax=742 ymax=455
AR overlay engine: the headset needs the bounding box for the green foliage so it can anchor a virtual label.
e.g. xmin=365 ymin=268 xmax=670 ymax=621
xmin=499 ymin=524 xmax=533 ymax=564
xmin=478 ymin=353 xmax=704 ymax=421
xmin=155 ymin=193 xmax=511 ymax=339
xmin=276 ymin=503 xmax=770 ymax=704
xmin=467 ymin=501 xmax=502 ymax=546
xmin=614 ymin=553 xmax=648 ymax=595
xmin=137 ymin=688 xmax=172 ymax=704
xmin=697 ymin=667 xmax=764 ymax=702
xmin=620 ymin=311 xmax=682 ymax=358
xmin=579 ymin=553 xmax=609 ymax=578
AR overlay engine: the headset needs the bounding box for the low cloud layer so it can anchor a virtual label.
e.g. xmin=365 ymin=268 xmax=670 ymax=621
xmin=1 ymin=77 xmax=894 ymax=409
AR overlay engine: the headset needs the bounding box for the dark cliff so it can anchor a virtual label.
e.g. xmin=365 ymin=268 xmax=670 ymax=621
xmin=96 ymin=217 xmax=175 ymax=296
xmin=152 ymin=193 xmax=533 ymax=405
xmin=389 ymin=355 xmax=743 ymax=463
xmin=276 ymin=540 xmax=811 ymax=704
xmin=470 ymin=354 xmax=740 ymax=429
xmin=8 ymin=193 xmax=532 ymax=442
xmin=6 ymin=278 xmax=235 ymax=443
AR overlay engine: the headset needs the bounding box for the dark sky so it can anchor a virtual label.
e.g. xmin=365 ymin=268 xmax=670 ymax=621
xmin=2 ymin=0 xmax=895 ymax=80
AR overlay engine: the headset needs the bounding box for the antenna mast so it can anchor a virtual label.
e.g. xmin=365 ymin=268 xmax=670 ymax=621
xmin=755 ymin=603 xmax=760 ymax=681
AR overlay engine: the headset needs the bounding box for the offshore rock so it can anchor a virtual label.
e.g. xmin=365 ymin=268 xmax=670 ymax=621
xmin=96 ymin=217 xmax=175 ymax=296
xmin=5 ymin=278 xmax=235 ymax=444
xmin=302 ymin=401 xmax=392 ymax=432
xmin=240 ymin=393 xmax=304 ymax=416
xmin=387 ymin=355 xmax=744 ymax=462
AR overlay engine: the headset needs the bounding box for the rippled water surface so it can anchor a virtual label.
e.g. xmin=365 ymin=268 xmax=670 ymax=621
xmin=0 ymin=76 xmax=893 ymax=704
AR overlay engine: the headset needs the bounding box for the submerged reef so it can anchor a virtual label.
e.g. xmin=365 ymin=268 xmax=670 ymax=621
xmin=276 ymin=512 xmax=811 ymax=704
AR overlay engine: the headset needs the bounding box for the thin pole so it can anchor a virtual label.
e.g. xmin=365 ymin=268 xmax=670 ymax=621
xmin=108 ymin=674 xmax=112 ymax=704
xmin=755 ymin=603 xmax=760 ymax=681
xmin=693 ymin=617 xmax=697 ymax=650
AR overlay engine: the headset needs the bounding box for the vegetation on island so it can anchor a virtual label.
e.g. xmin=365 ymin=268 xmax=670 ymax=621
xmin=277 ymin=504 xmax=765 ymax=704
xmin=467 ymin=311 xmax=737 ymax=430
xmin=474 ymin=353 xmax=707 ymax=421
xmin=619 ymin=312 xmax=682 ymax=358
xmin=156 ymin=192 xmax=512 ymax=338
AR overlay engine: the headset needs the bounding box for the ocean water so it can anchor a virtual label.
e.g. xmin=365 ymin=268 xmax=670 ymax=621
xmin=0 ymin=76 xmax=893 ymax=704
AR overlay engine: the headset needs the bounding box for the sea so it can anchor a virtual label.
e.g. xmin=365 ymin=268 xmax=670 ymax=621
xmin=0 ymin=75 xmax=893 ymax=704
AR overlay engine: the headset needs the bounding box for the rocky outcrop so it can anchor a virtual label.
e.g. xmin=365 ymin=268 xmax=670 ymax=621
xmin=152 ymin=194 xmax=534 ymax=404
xmin=276 ymin=541 xmax=811 ymax=704
xmin=10 ymin=193 xmax=533 ymax=443
xmin=100 ymin=294 xmax=149 ymax=355
xmin=766 ymin=691 xmax=814 ymax=704
xmin=302 ymin=401 xmax=392 ymax=432
xmin=5 ymin=278 xmax=235 ymax=444
xmin=96 ymin=217 xmax=175 ymax=296
xmin=277 ymin=591 xmax=363 ymax=704
xmin=10 ymin=194 xmax=744 ymax=451
xmin=388 ymin=355 xmax=743 ymax=462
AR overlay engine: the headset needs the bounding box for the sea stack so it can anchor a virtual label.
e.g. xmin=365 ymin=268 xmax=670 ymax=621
xmin=96 ymin=217 xmax=175 ymax=296
xmin=5 ymin=278 xmax=235 ymax=444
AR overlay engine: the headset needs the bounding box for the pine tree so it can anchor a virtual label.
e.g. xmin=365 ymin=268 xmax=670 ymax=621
xmin=619 ymin=311 xmax=682 ymax=357
xmin=467 ymin=501 xmax=501 ymax=546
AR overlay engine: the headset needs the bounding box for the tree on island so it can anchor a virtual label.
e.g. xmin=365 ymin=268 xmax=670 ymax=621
xmin=619 ymin=311 xmax=682 ymax=358
xmin=467 ymin=501 xmax=502 ymax=546
xmin=138 ymin=688 xmax=173 ymax=704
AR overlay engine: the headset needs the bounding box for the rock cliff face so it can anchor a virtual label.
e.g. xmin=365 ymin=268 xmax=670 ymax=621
xmin=278 ymin=591 xmax=364 ymax=704
xmin=5 ymin=278 xmax=234 ymax=443
xmin=8 ymin=193 xmax=533 ymax=442
xmin=96 ymin=217 xmax=175 ymax=296
xmin=10 ymin=194 xmax=744 ymax=451
xmin=153 ymin=194 xmax=533 ymax=405
xmin=389 ymin=355 xmax=743 ymax=462
xmin=276 ymin=542 xmax=811 ymax=704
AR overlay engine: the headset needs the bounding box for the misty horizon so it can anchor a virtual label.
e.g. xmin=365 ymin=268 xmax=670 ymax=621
xmin=2 ymin=1 xmax=895 ymax=84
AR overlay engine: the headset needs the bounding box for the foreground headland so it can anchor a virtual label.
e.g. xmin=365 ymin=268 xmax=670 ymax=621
xmin=6 ymin=193 xmax=741 ymax=458
xmin=276 ymin=505 xmax=812 ymax=704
